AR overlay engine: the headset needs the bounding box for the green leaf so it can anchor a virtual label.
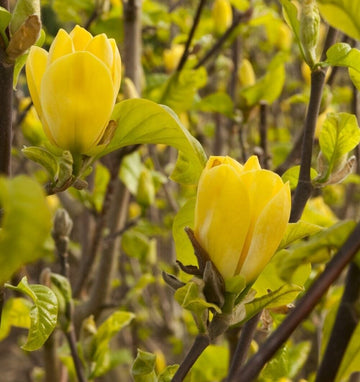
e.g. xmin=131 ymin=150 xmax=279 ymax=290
xmin=0 ymin=297 xmax=32 ymax=341
xmin=49 ymin=273 xmax=72 ymax=331
xmin=317 ymin=0 xmax=360 ymax=41
xmin=282 ymin=165 xmax=318 ymax=190
xmin=279 ymin=0 xmax=306 ymax=61
xmin=288 ymin=341 xmax=312 ymax=378
xmin=336 ymin=319 xmax=360 ymax=381
xmin=243 ymin=284 xmax=303 ymax=322
xmin=158 ymin=365 xmax=179 ymax=382
xmin=131 ymin=349 xmax=157 ymax=382
xmin=101 ymin=99 xmax=207 ymax=185
xmin=278 ymin=220 xmax=357 ymax=279
xmin=175 ymin=281 xmax=222 ymax=314
xmin=157 ymin=67 xmax=207 ymax=113
xmin=0 ymin=6 xmax=11 ymax=45
xmin=172 ymin=198 xmax=196 ymax=267
xmin=120 ymin=151 xmax=143 ymax=195
xmin=240 ymin=53 xmax=287 ymax=107
xmin=89 ymin=311 xmax=134 ymax=378
xmin=5 ymin=277 xmax=58 ymax=351
xmin=195 ymin=92 xmax=234 ymax=118
xmin=229 ymin=0 xmax=250 ymax=11
xmin=318 ymin=113 xmax=360 ymax=180
xmin=22 ymin=146 xmax=60 ymax=179
xmin=279 ymin=220 xmax=323 ymax=249
xmin=260 ymin=346 xmax=289 ymax=380
xmin=191 ymin=344 xmax=229 ymax=382
xmin=324 ymin=43 xmax=360 ymax=91
xmin=0 ymin=176 xmax=52 ymax=284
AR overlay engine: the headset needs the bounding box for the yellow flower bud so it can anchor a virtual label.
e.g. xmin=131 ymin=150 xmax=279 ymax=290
xmin=25 ymin=25 xmax=121 ymax=155
xmin=163 ymin=44 xmax=184 ymax=73
xmin=194 ymin=156 xmax=291 ymax=284
xmin=212 ymin=0 xmax=232 ymax=35
xmin=238 ymin=58 xmax=256 ymax=88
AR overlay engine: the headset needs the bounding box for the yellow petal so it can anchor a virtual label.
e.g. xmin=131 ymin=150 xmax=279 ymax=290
xmin=240 ymin=183 xmax=291 ymax=282
xmin=48 ymin=29 xmax=74 ymax=65
xmin=109 ymin=39 xmax=122 ymax=98
xmin=25 ymin=46 xmax=56 ymax=143
xmin=236 ymin=169 xmax=285 ymax=273
xmin=26 ymin=46 xmax=48 ymax=117
xmin=40 ymin=52 xmax=114 ymax=154
xmin=243 ymin=155 xmax=261 ymax=171
xmin=70 ymin=25 xmax=93 ymax=50
xmin=194 ymin=163 xmax=251 ymax=279
xmin=86 ymin=34 xmax=113 ymax=69
xmin=206 ymin=155 xmax=243 ymax=172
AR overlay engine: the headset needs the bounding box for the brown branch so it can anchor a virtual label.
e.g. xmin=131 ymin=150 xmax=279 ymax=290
xmin=231 ymin=222 xmax=360 ymax=381
xmin=176 ymin=0 xmax=208 ymax=72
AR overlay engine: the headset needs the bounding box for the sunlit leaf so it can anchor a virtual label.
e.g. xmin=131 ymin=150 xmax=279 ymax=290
xmin=318 ymin=112 xmax=360 ymax=180
xmin=6 ymin=277 xmax=58 ymax=351
xmin=279 ymin=221 xmax=323 ymax=249
xmin=240 ymin=53 xmax=287 ymax=107
xmin=131 ymin=349 xmax=157 ymax=382
xmin=282 ymin=165 xmax=318 ymax=190
xmin=0 ymin=176 xmax=52 ymax=284
xmin=101 ymin=99 xmax=207 ymax=185
xmin=89 ymin=311 xmax=135 ymax=378
xmin=0 ymin=6 xmax=11 ymax=44
xmin=195 ymin=92 xmax=234 ymax=118
xmin=317 ymin=0 xmax=360 ymax=41
xmin=0 ymin=297 xmax=32 ymax=341
xmin=172 ymin=197 xmax=196 ymax=267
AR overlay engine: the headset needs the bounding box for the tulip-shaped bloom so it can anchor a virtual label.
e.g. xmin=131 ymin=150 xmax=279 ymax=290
xmin=194 ymin=156 xmax=291 ymax=284
xmin=26 ymin=25 xmax=121 ymax=155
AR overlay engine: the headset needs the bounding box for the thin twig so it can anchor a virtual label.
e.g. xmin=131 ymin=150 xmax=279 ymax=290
xmin=176 ymin=0 xmax=208 ymax=72
xmin=233 ymin=222 xmax=360 ymax=381
xmin=259 ymin=102 xmax=269 ymax=169
xmin=171 ymin=334 xmax=210 ymax=382
xmin=65 ymin=330 xmax=87 ymax=382
xmin=227 ymin=311 xmax=262 ymax=380
xmin=195 ymin=7 xmax=253 ymax=69
xmin=73 ymin=145 xmax=140 ymax=297
xmin=315 ymin=263 xmax=360 ymax=382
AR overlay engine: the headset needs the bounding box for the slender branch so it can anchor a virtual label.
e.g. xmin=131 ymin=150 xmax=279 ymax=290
xmin=195 ymin=8 xmax=253 ymax=69
xmin=227 ymin=311 xmax=262 ymax=381
xmin=74 ymin=179 xmax=131 ymax=328
xmin=289 ymin=68 xmax=325 ymax=222
xmin=171 ymin=334 xmax=210 ymax=382
xmin=315 ymin=263 xmax=360 ymax=382
xmin=275 ymin=26 xmax=338 ymax=176
xmin=176 ymin=0 xmax=208 ymax=72
xmin=0 ymin=12 xmax=13 ymax=176
xmin=232 ymin=222 xmax=360 ymax=382
xmin=65 ymin=330 xmax=87 ymax=382
xmin=259 ymin=102 xmax=269 ymax=169
xmin=73 ymin=145 xmax=139 ymax=297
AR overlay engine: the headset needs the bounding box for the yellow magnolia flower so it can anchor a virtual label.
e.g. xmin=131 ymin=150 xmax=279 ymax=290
xmin=26 ymin=25 xmax=121 ymax=155
xmin=194 ymin=156 xmax=291 ymax=284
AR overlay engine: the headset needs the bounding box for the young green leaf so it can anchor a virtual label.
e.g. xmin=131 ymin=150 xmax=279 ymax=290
xmin=172 ymin=197 xmax=196 ymax=268
xmin=282 ymin=165 xmax=318 ymax=190
xmin=131 ymin=349 xmax=157 ymax=382
xmin=239 ymin=52 xmax=287 ymax=108
xmin=279 ymin=220 xmax=323 ymax=249
xmin=279 ymin=0 xmax=306 ymax=61
xmin=5 ymin=277 xmax=58 ymax=351
xmin=318 ymin=112 xmax=360 ymax=181
xmin=88 ymin=311 xmax=135 ymax=378
xmin=0 ymin=6 xmax=11 ymax=45
xmin=100 ymin=99 xmax=207 ymax=185
xmin=158 ymin=365 xmax=179 ymax=382
xmin=0 ymin=297 xmax=32 ymax=341
xmin=317 ymin=0 xmax=360 ymax=41
xmin=0 ymin=176 xmax=52 ymax=284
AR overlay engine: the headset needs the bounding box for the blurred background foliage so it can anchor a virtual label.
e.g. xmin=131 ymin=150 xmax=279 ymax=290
xmin=2 ymin=0 xmax=360 ymax=381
